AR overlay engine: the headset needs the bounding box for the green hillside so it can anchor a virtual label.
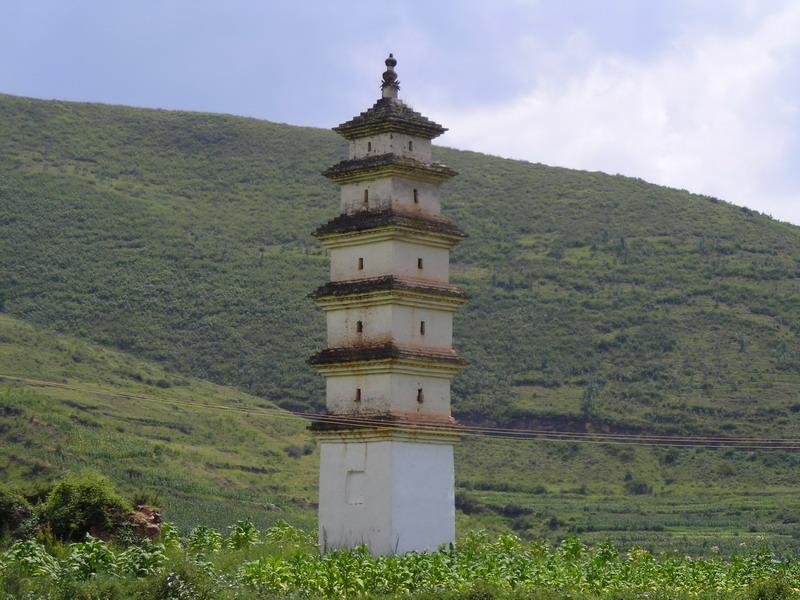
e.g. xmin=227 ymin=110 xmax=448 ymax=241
xmin=2 ymin=314 xmax=798 ymax=555
xmin=0 ymin=314 xmax=316 ymax=532
xmin=1 ymin=93 xmax=799 ymax=554
xmin=1 ymin=93 xmax=798 ymax=433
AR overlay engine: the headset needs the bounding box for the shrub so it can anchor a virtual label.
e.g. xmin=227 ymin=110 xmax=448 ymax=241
xmin=455 ymin=491 xmax=485 ymax=515
xmin=42 ymin=473 xmax=131 ymax=541
xmin=0 ymin=484 xmax=32 ymax=535
xmin=624 ymin=479 xmax=653 ymax=495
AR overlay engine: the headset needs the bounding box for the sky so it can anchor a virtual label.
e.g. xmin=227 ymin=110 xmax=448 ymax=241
xmin=2 ymin=1 xmax=798 ymax=224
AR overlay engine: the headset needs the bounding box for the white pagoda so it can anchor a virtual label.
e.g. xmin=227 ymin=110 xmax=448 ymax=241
xmin=309 ymin=54 xmax=467 ymax=555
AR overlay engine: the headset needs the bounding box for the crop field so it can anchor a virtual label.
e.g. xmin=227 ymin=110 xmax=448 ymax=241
xmin=2 ymin=523 xmax=799 ymax=599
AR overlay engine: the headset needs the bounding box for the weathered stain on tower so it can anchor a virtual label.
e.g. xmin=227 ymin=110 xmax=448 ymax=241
xmin=309 ymin=54 xmax=467 ymax=555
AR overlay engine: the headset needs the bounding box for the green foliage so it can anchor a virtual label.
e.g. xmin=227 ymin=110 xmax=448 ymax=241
xmin=2 ymin=539 xmax=61 ymax=579
xmin=42 ymin=473 xmax=131 ymax=542
xmin=159 ymin=522 xmax=182 ymax=552
xmin=226 ymin=520 xmax=260 ymax=550
xmin=263 ymin=520 xmax=315 ymax=549
xmin=64 ymin=534 xmax=117 ymax=580
xmin=186 ymin=526 xmax=222 ymax=555
xmin=116 ymin=540 xmax=167 ymax=577
xmin=0 ymin=484 xmax=31 ymax=536
xmin=4 ymin=528 xmax=798 ymax=599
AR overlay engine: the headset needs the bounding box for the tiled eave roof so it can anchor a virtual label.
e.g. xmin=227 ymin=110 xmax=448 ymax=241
xmin=322 ymin=153 xmax=457 ymax=184
xmin=308 ymin=342 xmax=465 ymax=367
xmin=313 ymin=209 xmax=466 ymax=240
xmin=308 ymin=412 xmax=459 ymax=432
xmin=312 ymin=275 xmax=468 ymax=302
xmin=334 ymin=97 xmax=447 ymax=140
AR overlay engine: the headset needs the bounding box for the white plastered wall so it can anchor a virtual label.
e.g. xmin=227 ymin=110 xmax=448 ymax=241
xmin=326 ymin=373 xmax=451 ymax=417
xmin=326 ymin=304 xmax=453 ymax=349
xmin=330 ymin=241 xmax=449 ymax=282
xmin=340 ymin=177 xmax=442 ymax=216
xmin=349 ymin=133 xmax=432 ymax=162
xmin=318 ymin=440 xmax=455 ymax=555
xmin=390 ymin=441 xmax=455 ymax=554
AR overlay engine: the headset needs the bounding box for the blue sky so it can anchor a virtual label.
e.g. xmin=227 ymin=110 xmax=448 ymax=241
xmin=2 ymin=1 xmax=798 ymax=224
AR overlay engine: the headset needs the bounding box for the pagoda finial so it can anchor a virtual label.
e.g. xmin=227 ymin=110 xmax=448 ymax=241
xmin=381 ymin=53 xmax=400 ymax=99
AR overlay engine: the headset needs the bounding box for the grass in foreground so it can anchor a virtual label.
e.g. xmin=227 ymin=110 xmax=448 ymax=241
xmin=2 ymin=524 xmax=799 ymax=599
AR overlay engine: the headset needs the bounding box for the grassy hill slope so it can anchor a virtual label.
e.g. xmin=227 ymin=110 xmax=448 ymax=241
xmin=1 ymin=94 xmax=799 ymax=554
xmin=2 ymin=314 xmax=798 ymax=555
xmin=1 ymin=93 xmax=798 ymax=434
xmin=0 ymin=314 xmax=316 ymax=532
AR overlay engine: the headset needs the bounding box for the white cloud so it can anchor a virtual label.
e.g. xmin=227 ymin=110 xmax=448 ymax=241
xmin=434 ymin=3 xmax=800 ymax=225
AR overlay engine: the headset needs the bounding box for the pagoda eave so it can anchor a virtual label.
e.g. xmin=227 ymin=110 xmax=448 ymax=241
xmin=333 ymin=121 xmax=448 ymax=141
xmin=333 ymin=96 xmax=447 ymax=140
xmin=312 ymin=276 xmax=468 ymax=311
xmin=313 ymin=210 xmax=466 ymax=248
xmin=312 ymin=425 xmax=462 ymax=445
xmin=308 ymin=343 xmax=466 ymax=377
xmin=322 ymin=154 xmax=457 ymax=185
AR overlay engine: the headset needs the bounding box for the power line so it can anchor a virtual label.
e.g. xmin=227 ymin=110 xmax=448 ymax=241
xmin=2 ymin=373 xmax=799 ymax=450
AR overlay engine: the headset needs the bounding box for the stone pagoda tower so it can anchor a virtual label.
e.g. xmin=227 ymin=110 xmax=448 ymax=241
xmin=309 ymin=54 xmax=467 ymax=555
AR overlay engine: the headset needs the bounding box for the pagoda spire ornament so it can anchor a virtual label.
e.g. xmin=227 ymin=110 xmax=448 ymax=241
xmin=381 ymin=53 xmax=400 ymax=98
xmin=310 ymin=55 xmax=467 ymax=555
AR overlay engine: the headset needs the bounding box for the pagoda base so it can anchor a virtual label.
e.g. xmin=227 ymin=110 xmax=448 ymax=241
xmin=317 ymin=429 xmax=456 ymax=555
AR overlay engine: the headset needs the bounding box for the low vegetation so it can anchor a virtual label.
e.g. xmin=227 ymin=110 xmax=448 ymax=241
xmin=2 ymin=522 xmax=798 ymax=599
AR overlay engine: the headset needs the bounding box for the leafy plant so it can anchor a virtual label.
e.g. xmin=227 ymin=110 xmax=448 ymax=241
xmin=64 ymin=534 xmax=117 ymax=580
xmin=186 ymin=526 xmax=223 ymax=555
xmin=226 ymin=520 xmax=260 ymax=550
xmin=0 ymin=484 xmax=31 ymax=536
xmin=2 ymin=539 xmax=60 ymax=579
xmin=42 ymin=473 xmax=131 ymax=541
xmin=116 ymin=540 xmax=167 ymax=577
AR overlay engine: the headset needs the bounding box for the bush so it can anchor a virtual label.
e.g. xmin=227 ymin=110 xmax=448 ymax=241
xmin=0 ymin=484 xmax=32 ymax=535
xmin=42 ymin=473 xmax=131 ymax=541
xmin=624 ymin=479 xmax=653 ymax=495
